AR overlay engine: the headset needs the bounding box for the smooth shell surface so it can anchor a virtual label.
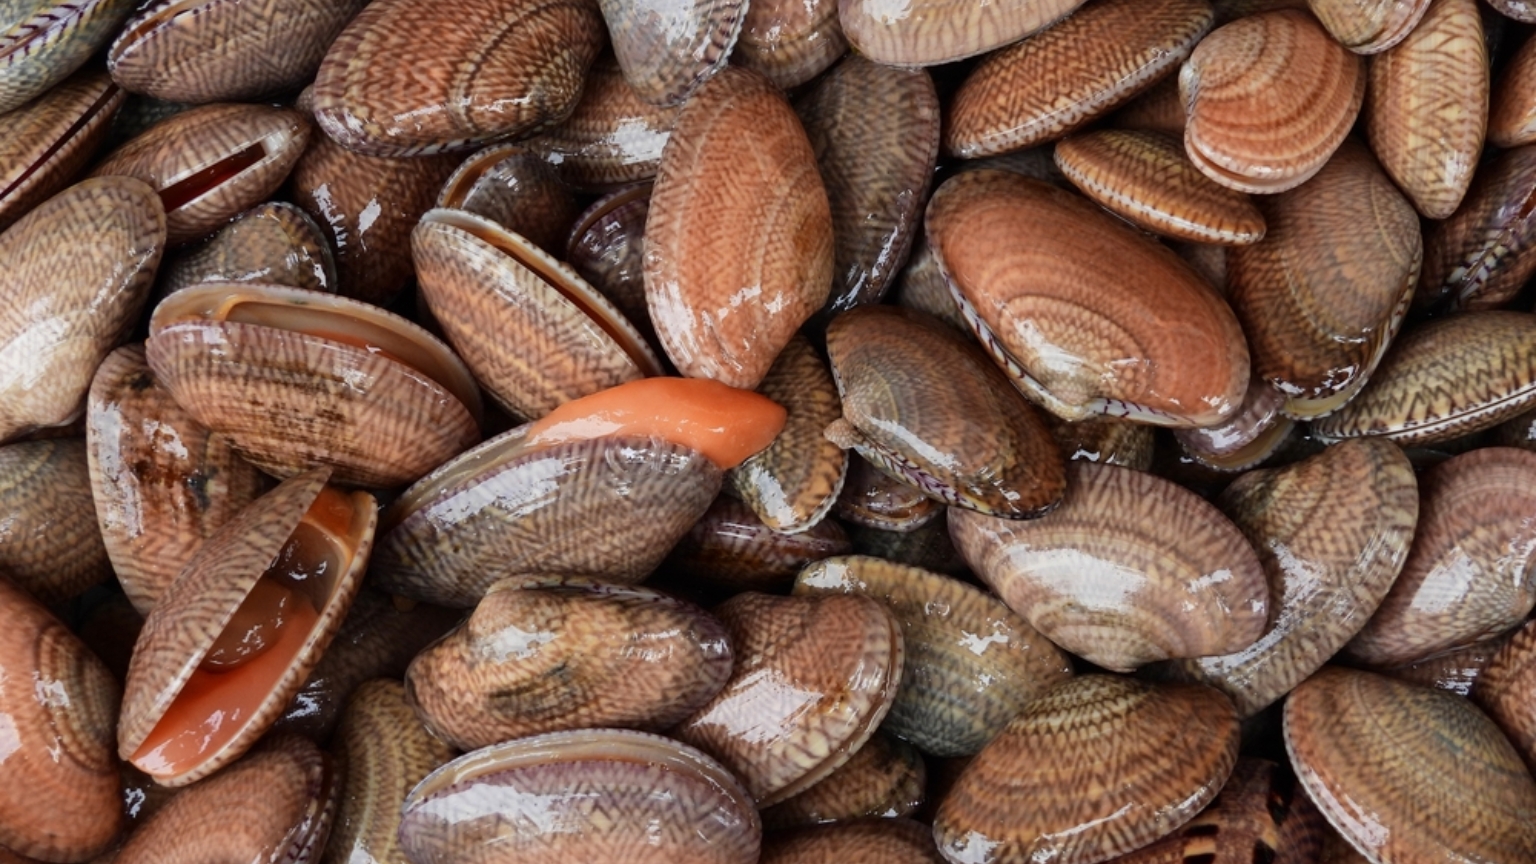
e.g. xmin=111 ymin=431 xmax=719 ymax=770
xmin=838 ymin=0 xmax=1085 ymax=66
xmin=433 ymin=144 xmax=581 ymax=255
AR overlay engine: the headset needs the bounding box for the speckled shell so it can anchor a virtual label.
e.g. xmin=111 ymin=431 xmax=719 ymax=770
xmin=838 ymin=0 xmax=1085 ymax=66
xmin=524 ymin=57 xmax=679 ymax=190
xmin=0 ymin=69 xmax=122 ymax=231
xmin=644 ymin=67 xmax=833 ymax=390
xmin=311 ymin=0 xmax=604 ymax=156
xmin=0 ymin=438 xmax=112 ymax=606
xmin=0 ymin=0 xmax=138 ymax=114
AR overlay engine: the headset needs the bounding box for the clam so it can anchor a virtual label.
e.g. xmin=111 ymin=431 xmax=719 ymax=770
xmin=1417 ymin=144 xmax=1536 ymax=313
xmin=524 ymin=57 xmax=679 ymax=190
xmin=794 ymin=555 xmax=1073 ymax=757
xmin=144 ymin=281 xmax=483 ymax=488
xmin=0 ymin=0 xmax=138 ymax=114
xmin=927 ymin=170 xmax=1250 ymax=427
xmin=565 ymin=184 xmax=655 ymax=337
xmin=1306 ymin=0 xmax=1430 ymax=52
xmin=734 ymin=0 xmax=846 ymax=90
xmin=838 ymin=0 xmax=1085 ymax=66
xmin=1475 ymin=616 xmax=1536 ymax=768
xmin=663 ymin=495 xmax=852 ymax=595
xmin=1488 ymin=0 xmax=1536 ymax=19
xmin=675 ymin=591 xmax=903 ymax=806
xmin=1226 ymin=139 xmax=1421 ymax=419
xmin=1345 ymin=447 xmax=1536 ymax=666
xmin=0 ymin=69 xmax=122 ymax=231
xmin=951 ymin=460 xmax=1269 ymax=672
xmin=118 ymin=468 xmax=376 ymax=786
xmin=598 ymin=0 xmax=745 ymax=105
xmin=1380 ymin=631 xmax=1510 ymax=696
xmin=0 ymin=578 xmax=120 ymax=862
xmin=1181 ymin=9 xmax=1364 ymax=193
xmin=934 ymin=675 xmax=1240 ymax=864
xmin=0 ymin=438 xmax=112 ymax=606
xmin=760 ymin=732 xmax=925 ymax=829
xmin=891 ymin=240 xmax=969 ymax=334
xmin=0 ymin=176 xmax=165 ymax=444
xmin=412 ymin=207 xmax=664 ymax=421
xmin=833 ymin=453 xmax=943 ymax=532
xmin=1171 ymin=379 xmax=1293 ymax=472
xmin=312 ymin=0 xmax=603 ymax=156
xmin=761 ymin=819 xmax=944 ymax=863
xmin=1490 ymin=31 xmax=1536 ymax=147
xmin=398 ymin=729 xmax=761 ymax=864
xmin=156 ymin=201 xmax=337 ymax=297
xmin=644 ymin=66 xmax=833 ymax=390
xmin=1155 ymin=439 xmax=1419 ymax=717
xmin=1051 ymin=414 xmax=1157 ymax=470
xmin=369 ymin=377 xmax=784 ymax=606
xmin=1285 ymin=667 xmax=1536 ymax=862
xmin=434 ymin=144 xmax=580 ymax=255
xmin=405 ymin=575 xmax=732 ymax=750
xmin=945 ymin=0 xmax=1215 ymax=158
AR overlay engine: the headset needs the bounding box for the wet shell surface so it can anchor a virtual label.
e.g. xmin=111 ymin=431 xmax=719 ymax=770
xmin=599 ymin=0 xmax=744 ymax=106
xmin=1306 ymin=0 xmax=1430 ymax=53
xmin=1476 ymin=617 xmax=1536 ymax=768
xmin=761 ymin=819 xmax=944 ymax=863
xmin=1490 ymin=31 xmax=1536 ymax=148
xmin=1417 ymin=143 xmax=1536 ymax=313
xmin=157 ymin=201 xmax=337 ymax=296
xmin=934 ymin=675 xmax=1241 ymax=864
xmin=1285 ymin=667 xmax=1536 ymax=863
xmin=838 ymin=0 xmax=1085 ymax=67
xmin=0 ymin=69 xmax=123 ymax=231
xmin=398 ymin=728 xmax=761 ymax=864
xmin=0 ymin=0 xmax=137 ymax=114
xmin=524 ymin=57 xmax=679 ymax=190
xmin=0 ymin=437 xmax=112 ymax=606
xmin=734 ymin=0 xmax=845 ymax=89
xmin=950 ymin=460 xmax=1269 ymax=672
xmin=433 ymin=143 xmax=580 ymax=256
xmin=759 ymin=731 xmax=925 ymax=829
xmin=663 ymin=494 xmax=853 ymax=594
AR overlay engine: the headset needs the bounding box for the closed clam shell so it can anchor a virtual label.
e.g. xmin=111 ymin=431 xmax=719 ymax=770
xmin=795 ymin=555 xmax=1073 ymax=757
xmin=398 ymin=728 xmax=761 ymax=864
xmin=107 ymin=0 xmax=369 ymax=103
xmin=1367 ymin=0 xmax=1487 ymax=219
xmin=312 ymin=0 xmax=603 ymax=156
xmin=927 ymin=170 xmax=1250 ymax=427
xmin=728 ymin=335 xmax=846 ymax=533
xmin=1488 ymin=0 xmax=1536 ymax=19
xmin=760 ymin=732 xmax=924 ymax=829
xmin=1490 ymin=31 xmax=1536 ymax=148
xmin=1378 ymin=631 xmax=1510 ymax=695
xmin=371 ymin=430 xmax=722 ymax=607
xmin=88 ymin=102 xmax=311 ymax=245
xmin=1345 ymin=448 xmax=1536 ymax=666
xmin=86 ymin=344 xmax=268 ymax=614
xmin=761 ymin=819 xmax=944 ymax=863
xmin=0 ymin=0 xmax=137 ymax=114
xmin=1227 ymin=140 xmax=1421 ymax=419
xmin=1306 ymin=0 xmax=1430 ymax=52
xmin=118 ymin=469 xmax=376 ymax=786
xmin=566 ymin=184 xmax=654 ymax=335
xmin=0 ymin=69 xmax=122 ymax=231
xmin=838 ymin=0 xmax=1085 ymax=66
xmin=599 ymin=0 xmax=745 ymax=106
xmin=675 ymin=591 xmax=903 ymax=806
xmin=405 ymin=575 xmax=732 ymax=750
xmin=0 ymin=439 xmax=111 ymax=606
xmin=951 ymin=460 xmax=1269 ymax=672
xmin=795 ymin=55 xmax=940 ymax=315
xmin=113 ymin=735 xmax=337 ymax=864
xmin=825 ymin=305 xmax=1067 ymax=518
xmin=288 ymin=131 xmax=459 ymax=306
xmin=322 ymin=679 xmax=456 ymax=864
xmin=1054 ymin=129 xmax=1266 ymax=245
xmin=412 ymin=208 xmax=663 ymax=421
xmin=1181 ymin=10 xmax=1365 ymax=193
xmin=644 ymin=66 xmax=833 ymax=390
xmin=1285 ymin=667 xmax=1536 ymax=863
xmin=1050 ymin=415 xmax=1157 ymax=470
xmin=946 ymin=0 xmax=1214 ymax=159
xmin=1155 ymin=439 xmax=1419 ymax=717
xmin=934 ymin=675 xmax=1241 ymax=864
xmin=1311 ymin=311 xmax=1536 ymax=445
xmin=833 ymin=453 xmax=943 ymax=532
xmin=1171 ymin=378 xmax=1293 ymax=472
xmin=663 ymin=495 xmax=853 ymax=595
xmin=0 ymin=176 xmax=165 ymax=443
xmin=434 ymin=144 xmax=580 ymax=255
xmin=157 ymin=201 xmax=337 ymax=297
xmin=0 ymin=579 xmax=120 ymax=862
xmin=734 ymin=0 xmax=846 ymax=89
xmin=145 ymin=282 xmax=483 ymax=488
xmin=525 ymin=57 xmax=679 ymax=190
xmin=1476 ymin=616 xmax=1536 ymax=767
xmin=1417 ymin=144 xmax=1536 ymax=313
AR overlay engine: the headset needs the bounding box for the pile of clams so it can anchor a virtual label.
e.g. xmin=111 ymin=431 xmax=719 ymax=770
xmin=9 ymin=0 xmax=1536 ymax=861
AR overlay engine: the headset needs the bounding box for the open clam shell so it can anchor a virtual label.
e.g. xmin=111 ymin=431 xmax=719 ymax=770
xmin=1285 ymin=667 xmax=1536 ymax=863
xmin=0 ymin=69 xmax=122 ymax=231
xmin=839 ymin=0 xmax=1085 ymax=66
xmin=118 ymin=468 xmax=377 ymax=786
xmin=398 ymin=728 xmax=761 ymax=864
xmin=1418 ymin=144 xmax=1536 ymax=313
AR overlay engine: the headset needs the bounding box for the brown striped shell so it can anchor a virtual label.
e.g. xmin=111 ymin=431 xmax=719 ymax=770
xmin=0 ymin=438 xmax=111 ymax=606
xmin=524 ymin=57 xmax=679 ymax=190
xmin=157 ymin=201 xmax=337 ymax=297
xmin=1475 ymin=617 xmax=1536 ymax=769
xmin=838 ymin=0 xmax=1086 ymax=67
xmin=1418 ymin=144 xmax=1536 ymax=313
xmin=434 ymin=144 xmax=580 ymax=256
xmin=759 ymin=732 xmax=925 ymax=829
xmin=761 ymin=819 xmax=944 ymax=863
xmin=833 ymin=453 xmax=943 ymax=532
xmin=1306 ymin=0 xmax=1430 ymax=52
xmin=1170 ymin=379 xmax=1293 ymax=472
xmin=0 ymin=69 xmax=122 ymax=231
xmin=599 ymin=0 xmax=745 ymax=105
xmin=663 ymin=495 xmax=853 ymax=594
xmin=566 ymin=184 xmax=655 ymax=337
xmin=1490 ymin=31 xmax=1536 ymax=148
xmin=0 ymin=0 xmax=137 ymax=114
xmin=733 ymin=0 xmax=846 ymax=90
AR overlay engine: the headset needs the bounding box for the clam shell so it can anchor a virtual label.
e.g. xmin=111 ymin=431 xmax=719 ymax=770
xmin=1171 ymin=378 xmax=1293 ymax=472
xmin=1379 ymin=631 xmax=1509 ymax=696
xmin=794 ymin=555 xmax=1073 ymax=757
xmin=833 ymin=453 xmax=943 ymax=532
xmin=0 ymin=69 xmax=122 ymax=231
xmin=1488 ymin=0 xmax=1536 ymax=19
xmin=1490 ymin=31 xmax=1536 ymax=147
xmin=945 ymin=0 xmax=1214 ymax=158
xmin=0 ymin=438 xmax=112 ymax=605
xmin=760 ymin=732 xmax=925 ymax=829
xmin=434 ymin=144 xmax=580 ymax=255
xmin=926 ymin=169 xmax=1249 ymax=426
xmin=1345 ymin=447 xmax=1536 ymax=665
xmin=1417 ymin=144 xmax=1536 ymax=313
xmin=644 ymin=66 xmax=833 ymax=390
xmin=1285 ymin=667 xmax=1536 ymax=863
xmin=566 ymin=184 xmax=655 ymax=335
xmin=1054 ymin=129 xmax=1266 ymax=245
xmin=599 ymin=0 xmax=745 ymax=105
xmin=0 ymin=0 xmax=137 ymax=114
xmin=734 ymin=0 xmax=846 ymax=89
xmin=675 ymin=591 xmax=903 ymax=806
xmin=1051 ymin=415 xmax=1157 ymax=470
xmin=525 ymin=57 xmax=679 ymax=190
xmin=825 ymin=304 xmax=1067 ymax=518
xmin=398 ymin=728 xmax=761 ymax=864
xmin=838 ymin=0 xmax=1085 ymax=66
xmin=951 ymin=460 xmax=1269 ymax=672
xmin=1306 ymin=0 xmax=1431 ymax=52
xmin=107 ymin=0 xmax=368 ymax=103
xmin=663 ymin=494 xmax=852 ymax=595
xmin=371 ymin=430 xmax=722 ymax=607
xmin=405 ymin=575 xmax=732 ymax=749
xmin=891 ymin=239 xmax=969 ymax=334
xmin=0 ymin=176 xmax=165 ymax=443
xmin=1226 ymin=140 xmax=1421 ymax=419
xmin=934 ymin=675 xmax=1241 ymax=864
xmin=89 ymin=102 xmax=310 ymax=246
xmin=1155 ymin=439 xmax=1419 ymax=717
xmin=157 ymin=201 xmax=337 ymax=297
xmin=795 ymin=55 xmax=940 ymax=316
xmin=1108 ymin=75 xmax=1186 ymax=135
xmin=117 ymin=469 xmax=376 ymax=786
xmin=1475 ymin=616 xmax=1536 ymax=768
xmin=1181 ymin=10 xmax=1365 ymax=193
xmin=847 ymin=509 xmax=963 ymax=575
xmin=1366 ymin=0 xmax=1488 ymax=219
xmin=761 ymin=819 xmax=944 ymax=863
xmin=1311 ymin=310 xmax=1536 ymax=445
xmin=0 ymin=579 xmax=120 ymax=862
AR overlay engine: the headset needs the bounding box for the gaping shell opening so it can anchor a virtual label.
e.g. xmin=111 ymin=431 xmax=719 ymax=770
xmin=159 ymin=141 xmax=268 ymax=212
xmin=1 ymin=76 xmax=122 ymax=203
